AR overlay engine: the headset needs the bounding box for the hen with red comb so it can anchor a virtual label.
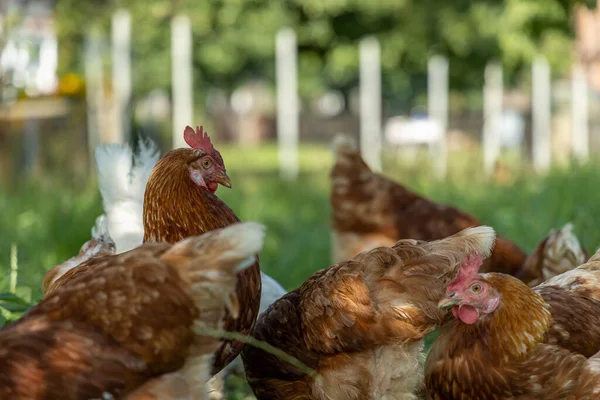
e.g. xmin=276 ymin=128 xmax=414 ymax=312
xmin=142 ymin=124 xmax=262 ymax=377
xmin=184 ymin=125 xmax=225 ymax=170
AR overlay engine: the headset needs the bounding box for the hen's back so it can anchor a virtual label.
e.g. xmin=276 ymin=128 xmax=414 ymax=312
xmin=329 ymin=134 xmax=527 ymax=277
xmin=535 ymin=252 xmax=600 ymax=357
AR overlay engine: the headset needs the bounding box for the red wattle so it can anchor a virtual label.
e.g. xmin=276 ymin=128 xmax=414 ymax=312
xmin=457 ymin=305 xmax=479 ymax=324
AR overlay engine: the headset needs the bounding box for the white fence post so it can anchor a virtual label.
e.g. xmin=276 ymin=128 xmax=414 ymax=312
xmin=111 ymin=9 xmax=131 ymax=144
xmin=84 ymin=27 xmax=105 ymax=168
xmin=171 ymin=15 xmax=193 ymax=149
xmin=482 ymin=62 xmax=503 ymax=176
xmin=571 ymin=64 xmax=589 ymax=162
xmin=532 ymin=56 xmax=552 ymax=172
xmin=359 ymin=36 xmax=382 ymax=172
xmin=427 ymin=55 xmax=449 ymax=179
xmin=276 ymin=28 xmax=299 ymax=180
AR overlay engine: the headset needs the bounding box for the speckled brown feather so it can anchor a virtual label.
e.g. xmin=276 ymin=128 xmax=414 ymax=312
xmin=142 ymin=148 xmax=261 ymax=376
xmin=33 ymin=242 xmax=199 ymax=372
xmin=125 ymin=222 xmax=265 ymax=400
xmin=0 ymin=242 xmax=195 ymax=398
xmin=330 ymin=136 xmax=527 ymax=278
xmin=43 ymin=234 xmax=116 ymax=295
xmin=518 ymin=223 xmax=589 ymax=286
xmin=10 ymin=227 xmax=260 ymax=399
xmin=0 ymin=316 xmax=149 ymax=400
xmin=425 ymin=273 xmax=600 ymax=399
xmin=533 ymin=254 xmax=600 ymax=358
xmin=243 ymin=227 xmax=495 ymax=399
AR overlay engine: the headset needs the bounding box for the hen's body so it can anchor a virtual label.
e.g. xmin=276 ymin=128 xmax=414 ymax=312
xmin=426 ymin=252 xmax=600 ymax=399
xmin=143 ymin=148 xmax=261 ymax=375
xmin=535 ymin=254 xmax=600 ymax=357
xmin=5 ymin=224 xmax=264 ymax=399
xmin=331 ymin=135 xmax=586 ymax=285
xmin=243 ymin=226 xmax=496 ymax=399
xmin=517 ymin=222 xmax=589 ymax=286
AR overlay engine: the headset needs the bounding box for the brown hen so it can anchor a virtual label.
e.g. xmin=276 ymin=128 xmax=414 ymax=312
xmin=330 ymin=135 xmax=585 ymax=284
xmin=2 ymin=222 xmax=264 ymax=399
xmin=43 ymin=216 xmax=116 ymax=295
xmin=518 ymin=222 xmax=589 ymax=286
xmin=242 ymin=226 xmax=496 ymax=399
xmin=426 ymin=249 xmax=600 ymax=399
xmin=142 ymin=126 xmax=262 ymax=375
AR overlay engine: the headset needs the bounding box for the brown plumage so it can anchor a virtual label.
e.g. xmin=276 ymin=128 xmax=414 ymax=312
xmin=330 ymin=135 xmax=583 ymax=285
xmin=5 ymin=223 xmax=264 ymax=399
xmin=534 ymin=251 xmax=600 ymax=357
xmin=243 ymin=226 xmax=496 ymax=399
xmin=518 ymin=222 xmax=589 ymax=286
xmin=142 ymin=141 xmax=262 ymax=376
xmin=425 ymin=249 xmax=600 ymax=399
xmin=42 ymin=225 xmax=116 ymax=295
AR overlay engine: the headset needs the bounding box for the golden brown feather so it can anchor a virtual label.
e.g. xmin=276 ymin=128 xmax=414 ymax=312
xmin=243 ymin=226 xmax=496 ymax=399
xmin=143 ymin=148 xmax=262 ymax=376
xmin=426 ymin=254 xmax=600 ymax=399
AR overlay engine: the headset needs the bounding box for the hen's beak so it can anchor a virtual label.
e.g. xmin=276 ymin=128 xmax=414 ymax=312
xmin=217 ymin=172 xmax=232 ymax=189
xmin=225 ymin=293 xmax=240 ymax=319
xmin=438 ymin=297 xmax=462 ymax=310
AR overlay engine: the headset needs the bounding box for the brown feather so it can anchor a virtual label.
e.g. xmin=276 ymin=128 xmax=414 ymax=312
xmin=243 ymin=227 xmax=495 ymax=399
xmin=425 ymin=273 xmax=600 ymax=399
xmin=13 ymin=226 xmax=260 ymax=398
xmin=518 ymin=223 xmax=589 ymax=286
xmin=142 ymin=148 xmax=262 ymax=375
xmin=330 ymin=136 xmax=529 ymax=279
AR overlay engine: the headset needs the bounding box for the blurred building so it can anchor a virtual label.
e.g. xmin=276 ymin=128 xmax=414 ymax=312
xmin=1 ymin=0 xmax=58 ymax=100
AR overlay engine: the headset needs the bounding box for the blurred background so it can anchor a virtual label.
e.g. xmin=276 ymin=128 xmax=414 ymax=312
xmin=1 ymin=0 xmax=600 ymax=341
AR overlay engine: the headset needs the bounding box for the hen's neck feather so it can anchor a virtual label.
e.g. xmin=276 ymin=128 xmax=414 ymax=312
xmin=433 ymin=274 xmax=552 ymax=364
xmin=142 ymin=150 xmax=240 ymax=244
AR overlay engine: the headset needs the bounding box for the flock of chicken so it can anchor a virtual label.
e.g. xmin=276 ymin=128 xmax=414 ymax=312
xmin=1 ymin=125 xmax=599 ymax=399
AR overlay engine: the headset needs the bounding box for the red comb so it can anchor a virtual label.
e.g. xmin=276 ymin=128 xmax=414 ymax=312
xmin=448 ymin=252 xmax=483 ymax=292
xmin=183 ymin=125 xmax=215 ymax=153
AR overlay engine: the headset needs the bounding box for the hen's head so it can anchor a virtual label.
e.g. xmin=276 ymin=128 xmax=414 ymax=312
xmin=183 ymin=125 xmax=231 ymax=193
xmin=159 ymin=125 xmax=231 ymax=194
xmin=438 ymin=253 xmax=501 ymax=324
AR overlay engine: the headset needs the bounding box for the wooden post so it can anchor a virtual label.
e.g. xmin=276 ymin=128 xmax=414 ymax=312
xmin=532 ymin=56 xmax=552 ymax=172
xmin=359 ymin=36 xmax=382 ymax=172
xmin=10 ymin=243 xmax=17 ymax=294
xmin=571 ymin=64 xmax=589 ymax=162
xmin=482 ymin=62 xmax=503 ymax=176
xmin=110 ymin=9 xmax=132 ymax=145
xmin=84 ymin=27 xmax=105 ymax=168
xmin=427 ymin=55 xmax=449 ymax=179
xmin=171 ymin=15 xmax=194 ymax=149
xmin=276 ymin=28 xmax=299 ymax=180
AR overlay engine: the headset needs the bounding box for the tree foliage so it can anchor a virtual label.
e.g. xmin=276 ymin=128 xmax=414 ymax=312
xmin=55 ymin=0 xmax=596 ymax=100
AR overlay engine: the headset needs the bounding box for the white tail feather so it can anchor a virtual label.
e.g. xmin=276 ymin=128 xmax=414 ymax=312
xmin=93 ymin=136 xmax=160 ymax=253
xmin=90 ymin=215 xmax=109 ymax=239
xmin=131 ymin=137 xmax=160 ymax=200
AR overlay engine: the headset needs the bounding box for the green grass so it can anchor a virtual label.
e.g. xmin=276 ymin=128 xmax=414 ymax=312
xmin=1 ymin=143 xmax=600 ymax=398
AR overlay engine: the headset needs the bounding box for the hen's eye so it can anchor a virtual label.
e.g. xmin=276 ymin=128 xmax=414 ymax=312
xmin=202 ymin=159 xmax=212 ymax=169
xmin=470 ymin=283 xmax=482 ymax=294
